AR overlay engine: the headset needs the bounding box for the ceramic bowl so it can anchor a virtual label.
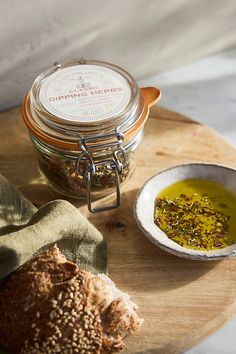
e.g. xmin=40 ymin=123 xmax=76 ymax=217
xmin=134 ymin=163 xmax=236 ymax=260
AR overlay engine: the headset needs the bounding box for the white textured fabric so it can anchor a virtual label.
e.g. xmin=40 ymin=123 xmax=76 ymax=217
xmin=0 ymin=0 xmax=236 ymax=111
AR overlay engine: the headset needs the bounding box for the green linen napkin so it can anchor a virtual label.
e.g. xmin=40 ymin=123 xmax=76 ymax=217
xmin=0 ymin=174 xmax=107 ymax=353
xmin=0 ymin=174 xmax=107 ymax=281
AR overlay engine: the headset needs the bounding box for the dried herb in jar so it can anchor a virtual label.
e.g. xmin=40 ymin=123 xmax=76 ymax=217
xmin=36 ymin=151 xmax=132 ymax=198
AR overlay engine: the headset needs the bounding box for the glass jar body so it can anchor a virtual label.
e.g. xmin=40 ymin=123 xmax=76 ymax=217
xmin=21 ymin=60 xmax=161 ymax=210
xmin=31 ymin=134 xmax=141 ymax=200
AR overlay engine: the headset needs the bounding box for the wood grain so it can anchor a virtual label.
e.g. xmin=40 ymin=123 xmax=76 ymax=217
xmin=1 ymin=105 xmax=236 ymax=354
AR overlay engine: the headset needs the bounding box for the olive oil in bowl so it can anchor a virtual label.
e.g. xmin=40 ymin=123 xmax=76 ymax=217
xmin=154 ymin=179 xmax=236 ymax=251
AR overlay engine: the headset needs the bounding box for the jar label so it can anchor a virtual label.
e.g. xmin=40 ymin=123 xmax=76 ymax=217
xmin=39 ymin=64 xmax=132 ymax=123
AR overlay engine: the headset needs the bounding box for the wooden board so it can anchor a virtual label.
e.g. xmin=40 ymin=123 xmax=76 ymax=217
xmin=1 ymin=105 xmax=236 ymax=354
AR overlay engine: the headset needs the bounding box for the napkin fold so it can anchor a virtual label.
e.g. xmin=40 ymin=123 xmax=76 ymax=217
xmin=0 ymin=174 xmax=107 ymax=282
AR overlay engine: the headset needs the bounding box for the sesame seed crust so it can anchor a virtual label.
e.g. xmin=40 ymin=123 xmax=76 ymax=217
xmin=0 ymin=246 xmax=142 ymax=354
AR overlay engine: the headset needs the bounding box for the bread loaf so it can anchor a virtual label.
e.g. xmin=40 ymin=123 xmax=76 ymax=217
xmin=0 ymin=246 xmax=142 ymax=353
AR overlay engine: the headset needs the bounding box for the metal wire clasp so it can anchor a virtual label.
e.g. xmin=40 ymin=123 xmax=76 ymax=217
xmin=76 ymin=131 xmax=127 ymax=212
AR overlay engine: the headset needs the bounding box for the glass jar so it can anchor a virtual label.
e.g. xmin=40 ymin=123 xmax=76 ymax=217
xmin=22 ymin=60 xmax=161 ymax=212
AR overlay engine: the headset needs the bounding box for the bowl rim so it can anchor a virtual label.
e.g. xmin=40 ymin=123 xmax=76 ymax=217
xmin=134 ymin=162 xmax=236 ymax=260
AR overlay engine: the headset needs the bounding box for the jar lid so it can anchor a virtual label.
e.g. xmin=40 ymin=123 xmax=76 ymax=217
xmin=39 ymin=62 xmax=134 ymax=125
xmin=22 ymin=60 xmax=161 ymax=150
